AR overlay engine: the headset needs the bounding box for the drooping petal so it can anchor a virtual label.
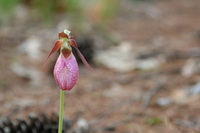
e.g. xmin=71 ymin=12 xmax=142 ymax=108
xmin=43 ymin=40 xmax=62 ymax=71
xmin=69 ymin=39 xmax=93 ymax=71
xmin=75 ymin=47 xmax=93 ymax=71
xmin=53 ymin=53 xmax=79 ymax=90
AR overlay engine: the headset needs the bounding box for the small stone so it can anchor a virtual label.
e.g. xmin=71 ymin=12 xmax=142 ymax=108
xmin=181 ymin=58 xmax=196 ymax=77
xmin=157 ymin=98 xmax=171 ymax=106
xmin=136 ymin=58 xmax=160 ymax=70
xmin=103 ymin=83 xmax=123 ymax=97
xmin=77 ymin=118 xmax=88 ymax=131
xmin=17 ymin=36 xmax=41 ymax=61
xmin=94 ymin=41 xmax=136 ymax=72
xmin=9 ymin=62 xmax=42 ymax=86
xmin=188 ymin=82 xmax=200 ymax=95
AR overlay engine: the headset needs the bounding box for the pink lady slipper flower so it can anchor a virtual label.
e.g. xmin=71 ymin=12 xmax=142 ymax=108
xmin=43 ymin=29 xmax=92 ymax=90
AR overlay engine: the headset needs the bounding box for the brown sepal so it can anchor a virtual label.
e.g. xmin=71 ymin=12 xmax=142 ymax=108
xmin=58 ymin=31 xmax=69 ymax=39
xmin=43 ymin=40 xmax=62 ymax=71
xmin=69 ymin=39 xmax=77 ymax=48
xmin=69 ymin=36 xmax=74 ymax=39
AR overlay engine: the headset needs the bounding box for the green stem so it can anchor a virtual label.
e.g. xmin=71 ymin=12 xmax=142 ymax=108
xmin=58 ymin=90 xmax=65 ymax=133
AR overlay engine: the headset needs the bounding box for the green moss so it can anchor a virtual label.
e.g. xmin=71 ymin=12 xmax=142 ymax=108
xmin=146 ymin=117 xmax=162 ymax=125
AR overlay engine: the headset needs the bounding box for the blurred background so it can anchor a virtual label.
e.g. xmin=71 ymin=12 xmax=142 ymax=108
xmin=0 ymin=0 xmax=200 ymax=132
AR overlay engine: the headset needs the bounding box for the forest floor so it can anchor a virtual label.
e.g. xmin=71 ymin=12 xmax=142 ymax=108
xmin=0 ymin=0 xmax=200 ymax=132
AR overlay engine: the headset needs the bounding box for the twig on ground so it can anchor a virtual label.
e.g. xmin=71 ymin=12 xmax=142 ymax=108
xmin=90 ymin=113 xmax=141 ymax=132
xmin=89 ymin=96 xmax=135 ymax=127
xmin=173 ymin=119 xmax=199 ymax=133
xmin=141 ymin=80 xmax=165 ymax=109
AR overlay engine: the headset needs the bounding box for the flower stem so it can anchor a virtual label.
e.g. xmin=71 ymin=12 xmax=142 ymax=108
xmin=58 ymin=90 xmax=65 ymax=133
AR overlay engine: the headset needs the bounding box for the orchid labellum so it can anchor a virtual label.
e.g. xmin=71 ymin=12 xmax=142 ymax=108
xmin=43 ymin=29 xmax=92 ymax=90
